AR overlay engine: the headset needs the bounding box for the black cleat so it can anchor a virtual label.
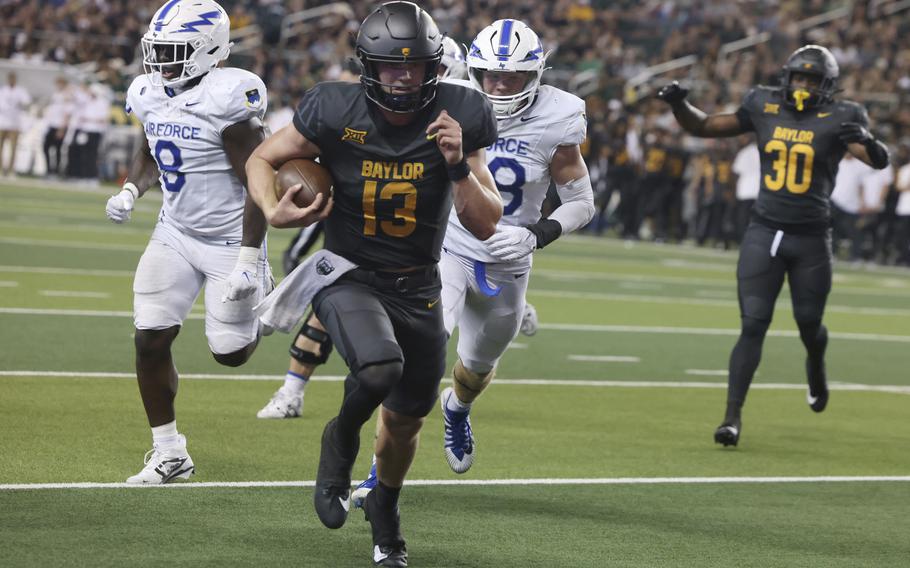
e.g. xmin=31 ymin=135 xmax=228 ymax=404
xmin=714 ymin=420 xmax=741 ymax=447
xmin=806 ymin=358 xmax=829 ymax=413
xmin=314 ymin=417 xmax=358 ymax=529
xmin=364 ymin=489 xmax=407 ymax=567
xmin=807 ymin=388 xmax=829 ymax=413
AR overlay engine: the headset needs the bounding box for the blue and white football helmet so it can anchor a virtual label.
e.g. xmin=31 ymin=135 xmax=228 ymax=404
xmin=141 ymin=0 xmax=232 ymax=87
xmin=467 ymin=19 xmax=549 ymax=118
xmin=440 ymin=36 xmax=467 ymax=80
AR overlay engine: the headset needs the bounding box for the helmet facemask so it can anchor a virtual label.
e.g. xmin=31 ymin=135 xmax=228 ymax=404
xmin=783 ymin=70 xmax=835 ymax=111
xmin=359 ymin=51 xmax=442 ymax=113
xmin=469 ymin=67 xmax=541 ymax=118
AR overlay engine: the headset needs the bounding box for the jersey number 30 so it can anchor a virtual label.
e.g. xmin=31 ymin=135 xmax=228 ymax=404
xmin=154 ymin=140 xmax=185 ymax=193
xmin=763 ymin=141 xmax=814 ymax=194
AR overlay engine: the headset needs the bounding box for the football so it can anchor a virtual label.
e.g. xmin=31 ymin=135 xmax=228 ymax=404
xmin=274 ymin=158 xmax=333 ymax=209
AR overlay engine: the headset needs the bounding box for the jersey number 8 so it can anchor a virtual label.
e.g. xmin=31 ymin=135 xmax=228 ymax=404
xmin=154 ymin=140 xmax=186 ymax=193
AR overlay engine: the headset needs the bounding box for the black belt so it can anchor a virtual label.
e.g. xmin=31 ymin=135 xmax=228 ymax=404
xmin=345 ymin=265 xmax=439 ymax=293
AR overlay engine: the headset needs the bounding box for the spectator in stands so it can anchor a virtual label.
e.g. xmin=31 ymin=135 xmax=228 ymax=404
xmin=0 ymin=72 xmax=33 ymax=177
xmin=42 ymin=76 xmax=72 ymax=178
xmin=858 ymin=161 xmax=894 ymax=262
xmin=66 ymin=82 xmax=109 ymax=185
xmin=831 ymin=154 xmax=874 ymax=261
xmin=731 ymin=136 xmax=760 ymax=243
xmin=894 ymin=143 xmax=910 ymax=265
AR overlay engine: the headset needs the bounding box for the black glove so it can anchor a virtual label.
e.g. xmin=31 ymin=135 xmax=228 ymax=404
xmin=839 ymin=122 xmax=872 ymax=145
xmin=656 ymin=81 xmax=689 ymax=104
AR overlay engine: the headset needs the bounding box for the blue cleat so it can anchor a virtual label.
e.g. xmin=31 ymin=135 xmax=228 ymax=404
xmin=352 ymin=459 xmax=378 ymax=509
xmin=440 ymin=387 xmax=475 ymax=473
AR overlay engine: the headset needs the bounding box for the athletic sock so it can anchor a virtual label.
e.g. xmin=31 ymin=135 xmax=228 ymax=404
xmin=283 ymin=371 xmax=308 ymax=394
xmin=446 ymin=391 xmax=471 ymax=413
xmin=151 ymin=421 xmax=180 ymax=448
xmin=375 ymin=480 xmax=401 ymax=509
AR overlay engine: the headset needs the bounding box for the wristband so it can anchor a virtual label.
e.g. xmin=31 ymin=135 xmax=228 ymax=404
xmin=122 ymin=182 xmax=139 ymax=200
xmin=525 ymin=218 xmax=563 ymax=249
xmin=863 ymin=138 xmax=890 ymax=169
xmin=447 ymin=157 xmax=471 ymax=182
xmin=235 ymin=245 xmax=260 ymax=265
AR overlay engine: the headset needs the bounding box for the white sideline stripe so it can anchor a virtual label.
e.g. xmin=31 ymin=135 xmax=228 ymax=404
xmin=2 ymin=308 xmax=908 ymax=344
xmin=2 ymin=371 xmax=908 ymax=394
xmin=3 ymin=475 xmax=909 ymax=491
xmin=0 ymin=280 xmax=18 ymax=287
xmin=39 ymin=290 xmax=110 ymax=299
xmin=539 ymin=323 xmax=910 ymax=344
xmin=686 ymin=369 xmax=728 ymax=376
xmin=0 ymin=237 xmax=145 ymax=252
xmin=0 ymin=265 xmax=134 ymax=277
xmin=531 ymin=289 xmax=910 ymax=318
xmin=568 ymin=355 xmax=641 ymax=363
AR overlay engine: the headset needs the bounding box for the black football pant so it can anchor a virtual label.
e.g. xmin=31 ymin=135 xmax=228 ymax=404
xmin=312 ymin=266 xmax=446 ymax=446
xmin=725 ymin=223 xmax=832 ymax=417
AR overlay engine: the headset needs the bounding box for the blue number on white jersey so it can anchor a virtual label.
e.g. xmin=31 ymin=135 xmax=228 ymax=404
xmin=489 ymin=156 xmax=526 ymax=216
xmin=154 ymin=140 xmax=185 ymax=192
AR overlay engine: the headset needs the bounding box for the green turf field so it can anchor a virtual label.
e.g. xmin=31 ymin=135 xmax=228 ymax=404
xmin=1 ymin=181 xmax=908 ymax=567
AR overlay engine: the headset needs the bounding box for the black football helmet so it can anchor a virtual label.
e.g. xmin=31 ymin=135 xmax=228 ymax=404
xmin=781 ymin=44 xmax=839 ymax=110
xmin=356 ymin=1 xmax=443 ymax=113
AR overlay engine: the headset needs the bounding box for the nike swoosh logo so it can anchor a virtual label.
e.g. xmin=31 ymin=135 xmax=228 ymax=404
xmin=519 ymin=115 xmax=539 ymax=122
xmin=185 ymin=101 xmax=200 ymax=107
xmin=427 ymin=298 xmax=440 ymax=309
xmin=339 ymin=496 xmax=350 ymax=512
xmin=817 ymin=112 xmax=832 ymax=118
xmin=225 ymin=240 xmax=241 ymax=246
xmin=374 ymin=546 xmax=390 ymax=563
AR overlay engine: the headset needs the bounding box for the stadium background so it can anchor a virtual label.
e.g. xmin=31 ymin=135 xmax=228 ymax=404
xmin=2 ymin=0 xmax=910 ymax=261
xmin=0 ymin=2 xmax=909 ymax=567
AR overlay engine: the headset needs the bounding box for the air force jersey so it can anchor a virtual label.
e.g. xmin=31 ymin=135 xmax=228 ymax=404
xmin=292 ymin=81 xmax=497 ymax=269
xmin=735 ymin=86 xmax=867 ymax=232
xmin=126 ymin=67 xmax=267 ymax=239
xmin=443 ymin=83 xmax=587 ymax=264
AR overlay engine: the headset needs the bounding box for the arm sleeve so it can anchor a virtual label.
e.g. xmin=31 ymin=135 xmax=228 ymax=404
xmin=463 ymin=95 xmax=498 ymax=154
xmin=292 ymin=84 xmax=327 ymax=144
xmin=212 ymin=74 xmax=268 ymax=134
xmin=734 ymin=89 xmax=757 ymax=132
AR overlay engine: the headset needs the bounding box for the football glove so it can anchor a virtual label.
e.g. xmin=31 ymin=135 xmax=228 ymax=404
xmin=838 ymin=122 xmax=873 ymax=145
xmin=656 ymin=81 xmax=689 ymax=104
xmin=105 ymin=185 xmax=138 ymax=223
xmin=222 ymin=246 xmax=261 ymax=302
xmin=483 ymin=225 xmax=537 ymax=262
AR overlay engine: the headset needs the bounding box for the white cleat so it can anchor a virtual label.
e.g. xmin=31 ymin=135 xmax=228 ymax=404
xmin=256 ymin=387 xmax=303 ymax=419
xmin=126 ymin=435 xmax=195 ymax=484
xmin=519 ymin=302 xmax=538 ymax=336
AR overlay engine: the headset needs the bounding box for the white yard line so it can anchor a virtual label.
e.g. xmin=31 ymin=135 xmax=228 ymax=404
xmin=568 ymin=355 xmax=641 ymax=363
xmin=2 ymin=371 xmax=908 ymax=394
xmin=0 ymin=237 xmax=146 ymax=252
xmin=39 ymin=290 xmax=110 ymax=299
xmin=0 ymin=265 xmax=134 ymax=277
xmin=0 ymin=280 xmax=18 ymax=287
xmin=3 ymin=475 xmax=909 ymax=491
xmin=3 ymin=308 xmax=908 ymax=343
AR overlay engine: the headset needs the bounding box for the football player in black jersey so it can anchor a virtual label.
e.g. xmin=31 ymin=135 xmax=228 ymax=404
xmin=657 ymin=45 xmax=890 ymax=447
xmin=246 ymin=2 xmax=500 ymax=565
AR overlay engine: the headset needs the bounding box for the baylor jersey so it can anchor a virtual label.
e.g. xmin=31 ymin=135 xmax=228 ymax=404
xmin=736 ymin=86 xmax=869 ymax=230
xmin=293 ymin=81 xmax=497 ymax=269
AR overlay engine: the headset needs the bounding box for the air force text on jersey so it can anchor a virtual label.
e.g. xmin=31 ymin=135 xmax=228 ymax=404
xmin=144 ymin=121 xmax=202 ymax=140
xmin=488 ymin=137 xmax=531 ymax=156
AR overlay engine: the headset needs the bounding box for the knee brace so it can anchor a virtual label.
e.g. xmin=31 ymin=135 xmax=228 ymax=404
xmin=453 ymin=359 xmax=494 ymax=403
xmin=289 ymin=313 xmax=333 ymax=365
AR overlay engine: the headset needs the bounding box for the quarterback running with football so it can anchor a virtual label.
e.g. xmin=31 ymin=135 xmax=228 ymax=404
xmin=348 ymin=18 xmax=594 ymax=499
xmin=105 ymin=0 xmax=272 ymax=483
xmin=657 ymin=45 xmax=889 ymax=446
xmin=246 ymin=3 xmax=500 ymax=565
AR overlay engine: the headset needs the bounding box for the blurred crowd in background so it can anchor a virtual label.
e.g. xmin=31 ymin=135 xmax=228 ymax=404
xmin=1 ymin=0 xmax=909 ymax=265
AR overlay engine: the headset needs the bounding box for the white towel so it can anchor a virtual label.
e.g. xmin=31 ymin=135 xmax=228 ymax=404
xmin=254 ymin=250 xmax=357 ymax=333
